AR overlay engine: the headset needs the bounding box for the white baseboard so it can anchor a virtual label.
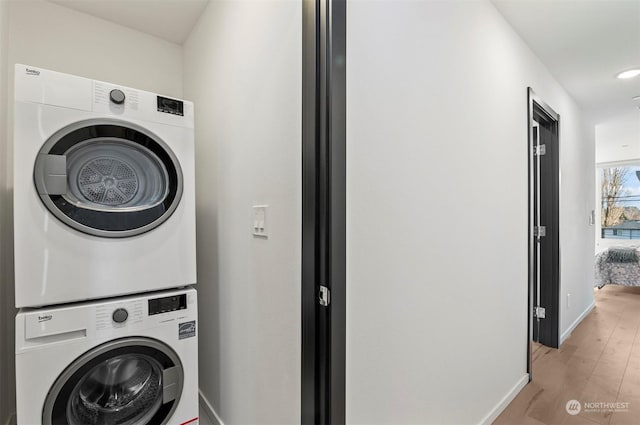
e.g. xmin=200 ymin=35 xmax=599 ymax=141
xmin=478 ymin=374 xmax=529 ymax=425
xmin=199 ymin=390 xmax=224 ymax=425
xmin=560 ymin=301 xmax=595 ymax=345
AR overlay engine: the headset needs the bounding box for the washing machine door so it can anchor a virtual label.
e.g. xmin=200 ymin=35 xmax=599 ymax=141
xmin=42 ymin=337 xmax=183 ymax=425
xmin=34 ymin=119 xmax=183 ymax=238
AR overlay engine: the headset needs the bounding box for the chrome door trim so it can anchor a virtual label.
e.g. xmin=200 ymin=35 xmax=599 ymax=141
xmin=33 ymin=118 xmax=184 ymax=238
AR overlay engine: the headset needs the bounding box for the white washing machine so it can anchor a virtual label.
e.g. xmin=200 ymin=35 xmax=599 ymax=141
xmin=15 ymin=287 xmax=199 ymax=425
xmin=13 ymin=64 xmax=196 ymax=308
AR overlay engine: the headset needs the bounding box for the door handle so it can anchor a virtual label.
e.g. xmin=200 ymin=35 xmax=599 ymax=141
xmin=162 ymin=365 xmax=183 ymax=403
xmin=37 ymin=154 xmax=67 ymax=195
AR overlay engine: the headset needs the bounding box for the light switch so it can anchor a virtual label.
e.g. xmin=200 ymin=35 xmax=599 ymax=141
xmin=253 ymin=205 xmax=268 ymax=237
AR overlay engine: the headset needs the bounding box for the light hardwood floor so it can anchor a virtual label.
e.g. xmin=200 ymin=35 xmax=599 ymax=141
xmin=494 ymin=284 xmax=640 ymax=425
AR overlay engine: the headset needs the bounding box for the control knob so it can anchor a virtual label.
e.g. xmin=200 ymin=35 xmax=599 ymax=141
xmin=112 ymin=308 xmax=129 ymax=324
xmin=109 ymin=89 xmax=126 ymax=105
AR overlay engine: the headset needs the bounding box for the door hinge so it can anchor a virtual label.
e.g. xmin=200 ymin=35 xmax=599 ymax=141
xmin=319 ymin=285 xmax=330 ymax=307
xmin=534 ymin=306 xmax=546 ymax=319
xmin=534 ymin=226 xmax=546 ymax=238
xmin=534 ymin=144 xmax=546 ymax=156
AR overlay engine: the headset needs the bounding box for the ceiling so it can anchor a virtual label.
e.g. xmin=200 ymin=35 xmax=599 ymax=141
xmin=492 ymin=0 xmax=640 ymax=125
xmin=47 ymin=0 xmax=210 ymax=44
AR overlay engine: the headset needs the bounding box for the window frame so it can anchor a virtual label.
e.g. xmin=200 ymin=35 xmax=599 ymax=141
xmin=596 ymin=160 xmax=640 ymax=244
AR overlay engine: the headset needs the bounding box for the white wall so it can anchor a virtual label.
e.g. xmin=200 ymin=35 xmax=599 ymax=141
xmin=183 ymin=1 xmax=301 ymax=424
xmin=2 ymin=1 xmax=183 ymax=422
xmin=6 ymin=0 xmax=182 ymax=98
xmin=0 ymin=1 xmax=11 ymax=423
xmin=346 ymin=1 xmax=595 ymax=423
xmin=595 ymin=112 xmax=640 ymax=164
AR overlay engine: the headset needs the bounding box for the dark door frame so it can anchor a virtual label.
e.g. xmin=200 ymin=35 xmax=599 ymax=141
xmin=527 ymin=87 xmax=561 ymax=377
xmin=301 ymin=0 xmax=346 ymax=423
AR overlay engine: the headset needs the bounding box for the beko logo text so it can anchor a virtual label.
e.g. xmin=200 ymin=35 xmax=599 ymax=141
xmin=38 ymin=315 xmax=52 ymax=322
xmin=25 ymin=68 xmax=40 ymax=76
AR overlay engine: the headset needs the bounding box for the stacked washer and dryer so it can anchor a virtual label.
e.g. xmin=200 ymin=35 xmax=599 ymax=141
xmin=13 ymin=65 xmax=199 ymax=425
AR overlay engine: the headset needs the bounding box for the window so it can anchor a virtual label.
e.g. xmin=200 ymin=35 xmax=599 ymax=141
xmin=601 ymin=165 xmax=640 ymax=239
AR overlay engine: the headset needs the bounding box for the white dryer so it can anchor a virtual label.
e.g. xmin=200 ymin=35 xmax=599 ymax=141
xmin=15 ymin=287 xmax=199 ymax=425
xmin=14 ymin=65 xmax=196 ymax=308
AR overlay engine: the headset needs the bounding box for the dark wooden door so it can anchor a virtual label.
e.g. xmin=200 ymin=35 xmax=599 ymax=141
xmin=532 ymin=115 xmax=560 ymax=348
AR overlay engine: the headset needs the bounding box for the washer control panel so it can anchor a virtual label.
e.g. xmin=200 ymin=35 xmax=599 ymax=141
xmin=96 ymin=301 xmax=143 ymax=335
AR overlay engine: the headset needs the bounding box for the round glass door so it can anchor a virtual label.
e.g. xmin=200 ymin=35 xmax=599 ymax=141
xmin=34 ymin=119 xmax=183 ymax=238
xmin=43 ymin=338 xmax=183 ymax=425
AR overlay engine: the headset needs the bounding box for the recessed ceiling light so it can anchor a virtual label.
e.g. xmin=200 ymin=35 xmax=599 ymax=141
xmin=617 ymin=69 xmax=640 ymax=79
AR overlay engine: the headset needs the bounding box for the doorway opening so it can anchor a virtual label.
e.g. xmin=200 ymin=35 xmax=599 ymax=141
xmin=528 ymin=88 xmax=560 ymax=377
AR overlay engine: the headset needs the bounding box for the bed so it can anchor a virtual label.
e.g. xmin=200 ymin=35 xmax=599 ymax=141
xmin=595 ymin=247 xmax=640 ymax=288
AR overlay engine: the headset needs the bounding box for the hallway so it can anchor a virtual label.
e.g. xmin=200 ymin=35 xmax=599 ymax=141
xmin=495 ymin=285 xmax=640 ymax=425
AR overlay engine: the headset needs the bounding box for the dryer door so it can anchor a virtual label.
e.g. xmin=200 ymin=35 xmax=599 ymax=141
xmin=34 ymin=119 xmax=183 ymax=238
xmin=42 ymin=337 xmax=183 ymax=425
